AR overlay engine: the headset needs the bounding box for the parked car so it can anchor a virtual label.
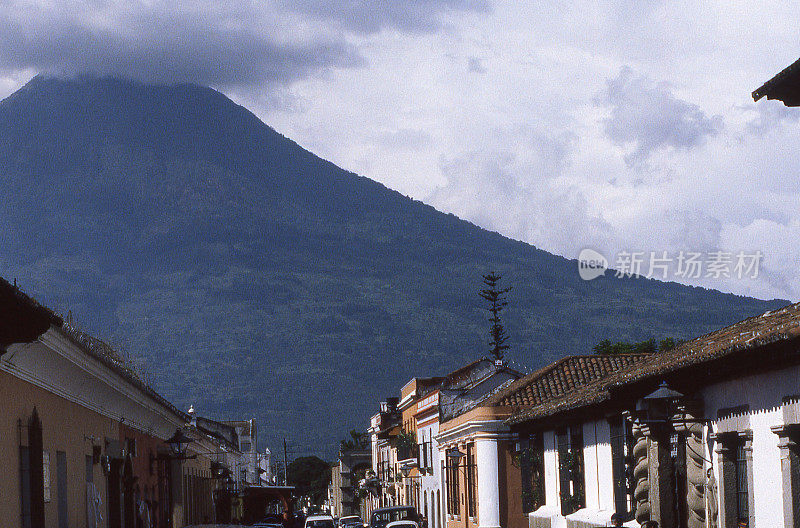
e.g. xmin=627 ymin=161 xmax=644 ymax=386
xmin=369 ymin=507 xmax=420 ymax=528
xmin=304 ymin=514 xmax=336 ymax=528
xmin=386 ymin=521 xmax=419 ymax=528
xmin=338 ymin=516 xmax=363 ymax=528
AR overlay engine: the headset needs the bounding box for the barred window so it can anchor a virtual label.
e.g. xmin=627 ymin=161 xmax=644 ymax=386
xmin=610 ymin=415 xmax=634 ymax=519
xmin=520 ymin=433 xmax=545 ymax=513
xmin=736 ymin=442 xmax=749 ymax=527
xmin=557 ymin=425 xmax=585 ymax=516
xmin=465 ymin=443 xmax=477 ymax=518
xmin=446 ymin=457 xmax=460 ymax=516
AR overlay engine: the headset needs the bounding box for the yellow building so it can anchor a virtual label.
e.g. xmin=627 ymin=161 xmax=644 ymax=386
xmin=0 ymin=277 xmax=241 ymax=527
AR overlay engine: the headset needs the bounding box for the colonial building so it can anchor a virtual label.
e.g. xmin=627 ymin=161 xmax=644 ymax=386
xmin=367 ymin=397 xmax=402 ymax=512
xmin=429 ymin=358 xmax=522 ymax=528
xmin=411 ymin=380 xmax=445 ymax=528
xmin=329 ymin=444 xmax=371 ymax=519
xmin=508 ymin=302 xmax=800 ymax=528
xmin=438 ymin=355 xmax=646 ymax=528
xmin=221 ymin=419 xmax=272 ymax=487
xmin=0 ymin=277 xmax=245 ymax=527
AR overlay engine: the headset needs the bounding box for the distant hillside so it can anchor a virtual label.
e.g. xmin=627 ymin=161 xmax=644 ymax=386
xmin=0 ymin=76 xmax=786 ymax=456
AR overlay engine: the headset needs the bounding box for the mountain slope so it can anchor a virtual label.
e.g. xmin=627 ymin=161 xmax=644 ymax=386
xmin=0 ymin=76 xmax=786 ymax=456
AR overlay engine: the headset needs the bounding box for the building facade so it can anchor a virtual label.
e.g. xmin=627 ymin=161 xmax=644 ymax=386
xmin=0 ymin=277 xmax=246 ymax=528
xmin=507 ymin=303 xmax=800 ymax=528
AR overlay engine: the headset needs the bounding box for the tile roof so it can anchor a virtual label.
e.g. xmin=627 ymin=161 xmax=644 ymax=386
xmin=508 ymin=301 xmax=800 ymax=424
xmin=753 ymin=57 xmax=800 ymax=106
xmin=0 ymin=277 xmax=62 ymax=347
xmin=484 ymin=353 xmax=651 ymax=408
xmin=223 ymin=420 xmax=252 ymax=436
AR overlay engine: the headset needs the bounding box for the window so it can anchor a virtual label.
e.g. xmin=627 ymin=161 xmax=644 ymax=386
xmin=557 ymin=425 xmax=585 ymax=516
xmin=718 ymin=431 xmax=752 ymax=528
xmin=610 ymin=416 xmax=634 ymax=519
xmin=446 ymin=456 xmax=460 ymax=516
xmin=735 ymin=442 xmax=748 ymax=527
xmin=465 ymin=443 xmax=477 ymax=518
xmin=56 ymin=451 xmax=68 ymax=528
xmin=520 ymin=432 xmax=545 ymax=513
xmin=418 ymin=431 xmax=434 ymax=474
xmin=20 ymin=446 xmax=31 ymax=528
xmin=125 ymin=438 xmax=137 ymax=457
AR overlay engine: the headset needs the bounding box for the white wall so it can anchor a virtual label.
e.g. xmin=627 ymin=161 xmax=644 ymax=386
xmin=417 ymin=419 xmax=441 ymax=528
xmin=701 ymin=364 xmax=800 ymax=528
xmin=581 ymin=419 xmax=614 ymax=513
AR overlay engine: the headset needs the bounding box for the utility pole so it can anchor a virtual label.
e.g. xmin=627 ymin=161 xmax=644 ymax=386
xmin=283 ymin=438 xmax=289 ymax=486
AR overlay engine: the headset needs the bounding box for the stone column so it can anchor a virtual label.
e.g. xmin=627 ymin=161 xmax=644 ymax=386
xmin=475 ymin=438 xmax=501 ymax=528
xmin=632 ymin=422 xmax=650 ymax=524
xmin=675 ymin=414 xmax=706 ymax=528
xmin=643 ymin=424 xmax=677 ymax=528
xmin=772 ymin=425 xmax=800 ymax=528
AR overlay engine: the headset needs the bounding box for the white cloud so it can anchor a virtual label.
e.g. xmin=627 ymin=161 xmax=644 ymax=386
xmin=2 ymin=0 xmax=799 ymax=302
xmin=598 ymin=67 xmax=723 ymax=165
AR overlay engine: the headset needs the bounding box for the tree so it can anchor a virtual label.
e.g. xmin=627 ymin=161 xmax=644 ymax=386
xmin=592 ymin=337 xmax=681 ymax=355
xmin=480 ymin=272 xmax=511 ymax=362
xmin=340 ymin=429 xmax=368 ymax=451
xmin=287 ymin=456 xmax=331 ymax=505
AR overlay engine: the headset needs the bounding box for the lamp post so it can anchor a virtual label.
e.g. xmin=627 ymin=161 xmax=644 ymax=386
xmin=635 ymin=381 xmax=686 ymax=424
xmin=165 ymin=428 xmax=195 ymax=460
xmin=399 ymin=463 xmax=412 ymax=506
xmin=633 ymin=381 xmax=709 ymax=528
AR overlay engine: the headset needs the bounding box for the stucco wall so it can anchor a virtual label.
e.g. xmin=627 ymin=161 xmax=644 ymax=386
xmin=1 ymin=369 xmax=116 ymax=528
xmin=701 ymin=364 xmax=800 ymax=528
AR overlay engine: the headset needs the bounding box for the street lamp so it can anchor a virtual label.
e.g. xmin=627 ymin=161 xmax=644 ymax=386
xmin=445 ymin=447 xmax=465 ymax=461
xmin=166 ymin=428 xmax=194 ymax=459
xmin=635 ymin=381 xmax=685 ymax=424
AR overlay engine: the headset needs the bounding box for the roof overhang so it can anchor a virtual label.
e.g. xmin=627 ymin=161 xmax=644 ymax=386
xmin=753 ymin=57 xmax=800 ymax=106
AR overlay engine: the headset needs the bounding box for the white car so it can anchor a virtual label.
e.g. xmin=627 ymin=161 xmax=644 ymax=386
xmin=386 ymin=521 xmax=419 ymax=528
xmin=305 ymin=515 xmax=336 ymax=528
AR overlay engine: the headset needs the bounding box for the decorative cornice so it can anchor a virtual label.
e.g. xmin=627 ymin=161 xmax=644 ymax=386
xmin=2 ymin=329 xmax=185 ymax=437
xmin=435 ymin=419 xmax=513 ymax=445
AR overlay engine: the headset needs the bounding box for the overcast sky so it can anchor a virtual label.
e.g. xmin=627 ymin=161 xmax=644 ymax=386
xmin=1 ymin=0 xmax=799 ymax=302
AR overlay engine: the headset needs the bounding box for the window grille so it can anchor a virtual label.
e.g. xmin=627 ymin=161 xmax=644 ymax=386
xmin=735 ymin=442 xmax=749 ymax=527
xmin=557 ymin=425 xmax=586 ymax=516
xmin=446 ymin=456 xmax=460 ymax=516
xmin=520 ymin=432 xmax=545 ymax=513
xmin=465 ymin=443 xmax=477 ymax=518
xmin=610 ymin=416 xmax=635 ymax=519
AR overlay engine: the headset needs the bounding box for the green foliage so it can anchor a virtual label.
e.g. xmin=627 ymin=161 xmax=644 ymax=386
xmin=0 ymin=76 xmax=786 ymax=461
xmin=592 ymin=337 xmax=682 ymax=355
xmin=287 ymin=456 xmax=331 ymax=504
xmin=480 ymin=272 xmax=511 ymax=361
xmin=396 ymin=430 xmax=417 ymax=451
xmin=340 ymin=430 xmax=368 ymax=452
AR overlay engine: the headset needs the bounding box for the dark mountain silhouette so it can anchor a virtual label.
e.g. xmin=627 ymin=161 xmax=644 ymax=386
xmin=0 ymin=76 xmax=787 ymax=456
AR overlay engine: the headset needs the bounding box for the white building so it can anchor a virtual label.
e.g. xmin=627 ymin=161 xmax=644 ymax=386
xmin=415 ymin=389 xmax=444 ymax=528
xmin=507 ymin=302 xmax=800 ymax=528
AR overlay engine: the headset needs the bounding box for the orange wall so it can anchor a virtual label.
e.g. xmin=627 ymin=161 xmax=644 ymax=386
xmin=1 ymin=369 xmax=117 ymax=528
xmin=499 ymin=440 xmax=526 ymax=528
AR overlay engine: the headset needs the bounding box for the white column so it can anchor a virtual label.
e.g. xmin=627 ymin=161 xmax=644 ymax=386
xmin=475 ymin=438 xmax=501 ymax=528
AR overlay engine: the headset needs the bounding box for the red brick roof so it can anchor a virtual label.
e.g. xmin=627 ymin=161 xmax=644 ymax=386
xmin=508 ymin=301 xmax=800 ymax=424
xmin=485 ymin=353 xmax=651 ymax=408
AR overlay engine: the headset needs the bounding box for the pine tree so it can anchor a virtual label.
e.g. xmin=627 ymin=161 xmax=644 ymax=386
xmin=480 ymin=272 xmax=511 ymax=362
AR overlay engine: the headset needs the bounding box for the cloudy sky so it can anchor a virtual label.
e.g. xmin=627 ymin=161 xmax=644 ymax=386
xmin=1 ymin=0 xmax=799 ymax=301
